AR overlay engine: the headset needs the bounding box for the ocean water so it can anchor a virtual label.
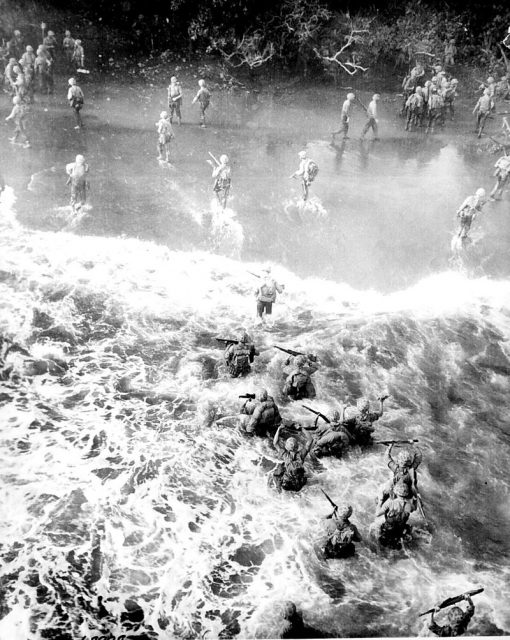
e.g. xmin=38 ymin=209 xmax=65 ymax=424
xmin=0 ymin=184 xmax=509 ymax=639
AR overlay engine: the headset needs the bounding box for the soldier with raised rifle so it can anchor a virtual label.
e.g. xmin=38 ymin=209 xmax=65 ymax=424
xmin=321 ymin=492 xmax=362 ymax=559
xmin=342 ymin=395 xmax=388 ymax=445
xmin=207 ymin=152 xmax=231 ymax=209
xmin=271 ymin=423 xmax=313 ymax=492
xmin=283 ymin=355 xmax=316 ymax=401
xmin=219 ymin=331 xmax=258 ymax=378
xmin=242 ymin=388 xmax=281 ymax=437
xmin=276 ymin=345 xmax=319 ymax=377
xmin=253 ymin=266 xmax=284 ymax=324
xmin=303 ymin=405 xmax=352 ymax=458
xmin=420 ymin=589 xmax=483 ymax=637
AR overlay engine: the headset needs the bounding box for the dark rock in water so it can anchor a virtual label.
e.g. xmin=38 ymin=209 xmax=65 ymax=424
xmin=24 ymin=357 xmax=68 ymax=376
xmin=32 ymin=309 xmax=54 ymax=330
xmin=121 ymin=598 xmax=145 ymax=623
xmin=474 ymin=342 xmax=510 ymax=375
xmin=230 ymin=543 xmax=265 ymax=567
xmin=38 ymin=325 xmax=77 ymax=344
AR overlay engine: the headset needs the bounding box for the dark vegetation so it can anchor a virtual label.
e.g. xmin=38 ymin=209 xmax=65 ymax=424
xmin=1 ymin=0 xmax=510 ymax=83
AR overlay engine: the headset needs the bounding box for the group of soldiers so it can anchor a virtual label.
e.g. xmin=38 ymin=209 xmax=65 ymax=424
xmin=400 ymin=60 xmax=510 ymax=138
xmin=2 ymin=26 xmax=86 ymax=146
xmin=215 ymin=310 xmax=481 ymax=635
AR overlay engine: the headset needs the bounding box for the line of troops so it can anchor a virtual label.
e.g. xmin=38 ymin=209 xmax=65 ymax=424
xmin=215 ymin=299 xmax=481 ymax=635
xmin=2 ymin=27 xmax=86 ymax=147
xmin=400 ymin=61 xmax=510 ymax=137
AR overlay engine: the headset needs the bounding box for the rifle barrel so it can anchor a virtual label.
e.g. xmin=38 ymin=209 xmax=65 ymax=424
xmin=419 ymin=588 xmax=484 ymax=617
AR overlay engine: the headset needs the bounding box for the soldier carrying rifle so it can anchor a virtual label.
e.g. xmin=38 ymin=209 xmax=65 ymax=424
xmin=216 ymin=331 xmax=258 ymax=378
xmin=207 ymin=152 xmax=231 ymax=209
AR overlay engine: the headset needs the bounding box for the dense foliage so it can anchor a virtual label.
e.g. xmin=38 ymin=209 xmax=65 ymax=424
xmin=1 ymin=0 xmax=509 ymax=79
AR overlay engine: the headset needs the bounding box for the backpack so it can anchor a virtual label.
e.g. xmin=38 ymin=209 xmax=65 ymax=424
xmin=304 ymin=160 xmax=319 ymax=184
xmin=230 ymin=344 xmax=251 ymax=375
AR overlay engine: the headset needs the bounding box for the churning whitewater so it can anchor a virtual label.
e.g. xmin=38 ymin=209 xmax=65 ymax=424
xmin=0 ymin=186 xmax=509 ymax=639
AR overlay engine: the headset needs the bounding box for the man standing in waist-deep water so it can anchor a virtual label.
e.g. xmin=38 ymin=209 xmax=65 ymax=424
xmin=254 ymin=266 xmax=284 ymax=324
xmin=66 ymin=154 xmax=89 ymax=212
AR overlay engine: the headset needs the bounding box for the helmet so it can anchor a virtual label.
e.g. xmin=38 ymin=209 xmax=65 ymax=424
xmin=372 ymin=93 xmax=380 ymax=100
xmin=75 ymin=154 xmax=85 ymax=164
xmin=394 ymin=481 xmax=411 ymax=498
xmin=483 ymin=88 xmax=490 ymax=95
xmin=430 ymin=87 xmax=437 ymax=94
xmin=256 ymin=388 xmax=268 ymax=402
xmin=65 ymin=30 xmax=71 ymax=36
xmin=397 ymin=449 xmax=414 ymax=467
xmin=238 ymin=331 xmax=249 ymax=343
xmin=48 ymin=30 xmax=54 ymax=36
xmin=431 ymin=75 xmax=438 ymax=83
xmin=451 ymin=78 xmax=458 ymax=85
xmin=434 ymin=64 xmax=442 ymax=72
xmin=337 ymin=505 xmax=353 ymax=520
xmin=198 ymin=79 xmax=205 ymax=86
xmin=295 ymin=355 xmax=307 ymax=367
xmin=13 ymin=96 xmax=21 ymax=104
xmin=285 ymin=437 xmax=298 ymax=452
xmin=14 ymin=30 xmax=21 ymax=36
xmin=487 ymin=76 xmax=494 ymax=83
xmin=332 ymin=410 xmax=341 ymax=422
xmin=160 ymin=110 xmax=168 ymax=118
xmin=475 ymin=188 xmax=486 ymax=198
xmin=356 ymin=397 xmax=369 ymax=413
xmin=415 ymin=87 xmax=422 ymax=93
xmin=220 ymin=154 xmax=229 ymax=164
xmin=347 ymin=92 xmax=355 ymax=100
xmin=26 ymin=45 xmax=33 ymax=52
xmin=8 ymin=57 xmax=16 ymax=64
xmin=298 ymin=150 xmax=307 ymax=159
xmin=448 ymin=607 xmax=464 ymax=624
xmin=170 ymin=76 xmax=177 ymax=82
xmin=68 ymin=77 xmax=76 ymax=85
xmin=75 ymin=39 xmax=82 ymax=45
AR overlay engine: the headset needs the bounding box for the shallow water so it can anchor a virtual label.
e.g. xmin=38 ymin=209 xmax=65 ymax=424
xmin=0 ymin=70 xmax=510 ymax=639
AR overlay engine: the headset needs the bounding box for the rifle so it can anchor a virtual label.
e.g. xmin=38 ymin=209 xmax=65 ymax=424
xmin=419 ymin=588 xmax=484 ymax=617
xmin=487 ymin=135 xmax=509 ymax=154
xmin=239 ymin=393 xmax=256 ymax=400
xmin=356 ymin=96 xmax=368 ymax=112
xmin=374 ymin=439 xmax=419 ymax=445
xmin=216 ymin=337 xmax=238 ymax=346
xmin=302 ymin=404 xmax=330 ymax=424
xmin=412 ymin=467 xmax=427 ymax=523
xmin=208 ymin=151 xmax=220 ymax=165
xmin=247 ymin=270 xmax=261 ymax=279
xmin=321 ymin=488 xmax=339 ymax=518
xmin=274 ymin=346 xmax=317 ymax=361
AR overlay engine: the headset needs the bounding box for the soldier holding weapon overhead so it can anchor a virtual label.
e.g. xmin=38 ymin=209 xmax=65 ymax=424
xmin=420 ymin=588 xmax=483 ymax=637
xmin=207 ymin=152 xmax=231 ymax=209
